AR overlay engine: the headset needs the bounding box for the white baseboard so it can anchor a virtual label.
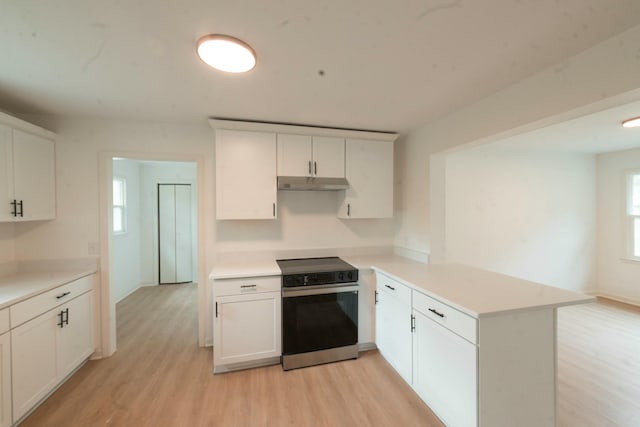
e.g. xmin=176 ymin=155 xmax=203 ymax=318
xmin=358 ymin=342 xmax=377 ymax=352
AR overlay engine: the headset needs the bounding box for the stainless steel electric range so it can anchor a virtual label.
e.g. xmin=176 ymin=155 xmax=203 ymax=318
xmin=277 ymin=257 xmax=359 ymax=371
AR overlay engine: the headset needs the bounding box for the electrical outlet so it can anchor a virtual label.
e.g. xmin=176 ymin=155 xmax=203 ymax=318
xmin=88 ymin=242 xmax=100 ymax=255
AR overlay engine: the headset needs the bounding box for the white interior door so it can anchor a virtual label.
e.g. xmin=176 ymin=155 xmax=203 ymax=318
xmin=158 ymin=184 xmax=192 ymax=284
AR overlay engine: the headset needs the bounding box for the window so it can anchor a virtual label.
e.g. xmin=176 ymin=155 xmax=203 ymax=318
xmin=626 ymin=172 xmax=640 ymax=258
xmin=113 ymin=177 xmax=126 ymax=234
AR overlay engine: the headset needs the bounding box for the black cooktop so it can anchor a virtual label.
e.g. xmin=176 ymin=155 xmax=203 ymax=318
xmin=276 ymin=257 xmax=356 ymax=275
xmin=276 ymin=257 xmax=358 ymax=287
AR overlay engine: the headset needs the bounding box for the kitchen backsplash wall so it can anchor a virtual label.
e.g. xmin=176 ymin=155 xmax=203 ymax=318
xmin=0 ymin=223 xmax=15 ymax=271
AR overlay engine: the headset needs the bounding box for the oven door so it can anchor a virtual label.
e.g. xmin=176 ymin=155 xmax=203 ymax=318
xmin=282 ymin=284 xmax=358 ymax=356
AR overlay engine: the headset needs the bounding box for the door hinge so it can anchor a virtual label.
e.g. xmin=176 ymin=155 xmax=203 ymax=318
xmin=411 ymin=314 xmax=415 ymax=333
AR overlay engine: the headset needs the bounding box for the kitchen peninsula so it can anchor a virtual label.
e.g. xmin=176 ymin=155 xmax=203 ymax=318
xmin=211 ymin=253 xmax=594 ymax=427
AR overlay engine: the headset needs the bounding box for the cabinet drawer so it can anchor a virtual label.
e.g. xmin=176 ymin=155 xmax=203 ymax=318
xmin=215 ymin=276 xmax=281 ymax=297
xmin=0 ymin=308 xmax=8 ymax=334
xmin=376 ymin=273 xmax=411 ymax=306
xmin=10 ymin=274 xmax=93 ymax=328
xmin=412 ymin=291 xmax=477 ymax=344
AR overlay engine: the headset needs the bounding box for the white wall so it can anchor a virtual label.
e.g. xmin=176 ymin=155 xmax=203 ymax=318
xmin=597 ymin=148 xmax=640 ymax=304
xmin=395 ymin=24 xmax=640 ymax=259
xmin=139 ymin=161 xmax=197 ymax=285
xmin=111 ymin=158 xmax=142 ymax=302
xmin=446 ymin=144 xmax=596 ymax=291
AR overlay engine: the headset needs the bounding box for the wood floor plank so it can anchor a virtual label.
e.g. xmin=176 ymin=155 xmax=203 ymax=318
xmin=21 ymin=286 xmax=640 ymax=426
xmin=19 ymin=284 xmax=443 ymax=427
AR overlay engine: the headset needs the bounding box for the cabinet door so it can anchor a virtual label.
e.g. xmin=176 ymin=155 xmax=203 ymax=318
xmin=0 ymin=332 xmax=11 ymax=427
xmin=277 ymin=134 xmax=312 ymax=176
xmin=11 ymin=309 xmax=58 ymax=422
xmin=214 ymin=292 xmax=281 ymax=368
xmin=57 ymin=292 xmax=93 ymax=379
xmin=12 ymin=129 xmax=56 ymax=221
xmin=375 ymin=286 xmax=412 ymax=384
xmin=312 ymin=136 xmax=345 ymax=178
xmin=0 ymin=125 xmax=13 ymax=223
xmin=339 ymin=139 xmax=393 ymax=219
xmin=215 ymin=130 xmax=277 ymax=220
xmin=413 ymin=311 xmax=477 ymax=427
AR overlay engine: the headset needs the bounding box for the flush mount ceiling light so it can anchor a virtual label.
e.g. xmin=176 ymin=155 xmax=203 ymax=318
xmin=622 ymin=116 xmax=640 ymax=128
xmin=196 ymin=34 xmax=256 ymax=73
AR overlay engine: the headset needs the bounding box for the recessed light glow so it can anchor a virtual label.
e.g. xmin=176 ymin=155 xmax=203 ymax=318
xmin=622 ymin=116 xmax=640 ymax=128
xmin=197 ymin=34 xmax=256 ymax=73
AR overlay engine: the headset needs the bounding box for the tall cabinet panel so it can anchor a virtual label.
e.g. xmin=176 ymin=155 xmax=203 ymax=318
xmin=56 ymin=291 xmax=94 ymax=380
xmin=375 ymin=276 xmax=412 ymax=384
xmin=215 ymin=130 xmax=277 ymax=220
xmin=339 ymin=139 xmax=393 ymax=219
xmin=11 ymin=130 xmax=56 ymax=221
xmin=413 ymin=311 xmax=477 ymax=427
xmin=0 ymin=125 xmax=13 ymax=223
xmin=11 ymin=309 xmax=58 ymax=422
xmin=0 ymin=332 xmax=11 ymax=427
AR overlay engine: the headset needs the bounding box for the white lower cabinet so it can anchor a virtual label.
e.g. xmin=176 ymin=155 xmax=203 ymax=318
xmin=10 ymin=278 xmax=94 ymax=423
xmin=56 ymin=291 xmax=94 ymax=380
xmin=0 ymin=332 xmax=11 ymax=427
xmin=213 ymin=276 xmax=281 ymax=373
xmin=412 ymin=311 xmax=477 ymax=427
xmin=11 ymin=308 xmax=59 ymax=421
xmin=375 ymin=278 xmax=412 ymax=383
xmin=375 ymin=271 xmax=557 ymax=427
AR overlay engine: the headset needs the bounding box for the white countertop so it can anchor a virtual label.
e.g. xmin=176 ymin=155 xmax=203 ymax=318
xmin=344 ymin=254 xmax=595 ymax=318
xmin=0 ymin=269 xmax=96 ymax=310
xmin=210 ymin=254 xmax=595 ymax=318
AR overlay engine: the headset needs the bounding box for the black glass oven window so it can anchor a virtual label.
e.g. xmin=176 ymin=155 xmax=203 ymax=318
xmin=283 ymin=291 xmax=358 ymax=355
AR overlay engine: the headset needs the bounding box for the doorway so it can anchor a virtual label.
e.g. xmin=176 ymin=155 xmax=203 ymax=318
xmin=158 ymin=183 xmax=192 ymax=284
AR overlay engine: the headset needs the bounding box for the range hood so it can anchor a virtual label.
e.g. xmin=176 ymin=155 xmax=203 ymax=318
xmin=277 ymin=176 xmax=350 ymax=191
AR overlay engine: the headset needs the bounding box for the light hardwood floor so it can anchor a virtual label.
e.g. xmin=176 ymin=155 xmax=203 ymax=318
xmin=20 ymin=284 xmax=443 ymax=427
xmin=557 ymin=298 xmax=640 ymax=427
xmin=19 ymin=286 xmax=640 ymax=427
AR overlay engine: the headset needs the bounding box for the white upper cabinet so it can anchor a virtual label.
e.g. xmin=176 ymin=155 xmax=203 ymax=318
xmin=12 ymin=130 xmax=56 ymax=221
xmin=277 ymin=134 xmax=345 ymax=178
xmin=339 ymin=139 xmax=393 ymax=219
xmin=0 ymin=122 xmax=56 ymax=223
xmin=0 ymin=125 xmax=14 ymax=223
xmin=215 ymin=129 xmax=277 ymax=220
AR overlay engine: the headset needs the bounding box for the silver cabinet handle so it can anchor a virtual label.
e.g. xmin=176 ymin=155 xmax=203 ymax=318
xmin=240 ymin=284 xmax=257 ymax=289
xmin=314 ymin=161 xmax=317 ymax=175
xmin=273 ymin=202 xmax=276 ymax=217
xmin=308 ymin=161 xmax=312 ymax=175
xmin=347 ymin=203 xmax=351 ymax=217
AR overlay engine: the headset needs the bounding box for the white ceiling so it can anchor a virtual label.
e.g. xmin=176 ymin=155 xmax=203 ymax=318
xmin=490 ymin=100 xmax=640 ymax=154
xmin=2 ymin=0 xmax=640 ymax=134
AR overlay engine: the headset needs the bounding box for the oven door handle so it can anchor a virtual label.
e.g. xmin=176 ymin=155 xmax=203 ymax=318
xmin=282 ymin=284 xmax=359 ymax=298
